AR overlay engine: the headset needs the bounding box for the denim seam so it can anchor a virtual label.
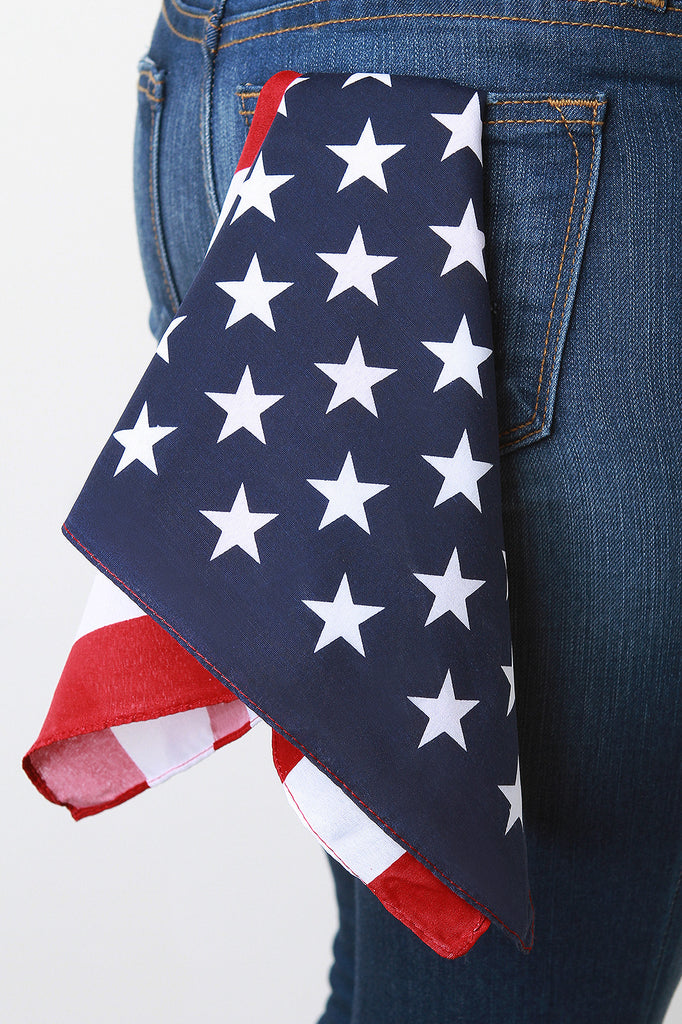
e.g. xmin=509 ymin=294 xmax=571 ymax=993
xmin=200 ymin=2 xmax=231 ymax=224
xmin=217 ymin=0 xmax=678 ymax=30
xmin=501 ymin=102 xmax=600 ymax=446
xmin=534 ymin=110 xmax=588 ymax=440
xmin=540 ymin=103 xmax=600 ymax=437
xmin=490 ymin=99 xmax=588 ymax=446
xmin=232 ymin=87 xmax=603 ymax=123
xmin=487 ymin=117 xmax=603 ymax=124
xmin=236 ymin=85 xmax=262 ymax=128
xmin=137 ymin=84 xmax=162 ymax=104
xmin=214 ymin=12 xmax=682 ymax=47
xmin=170 ymin=0 xmax=208 ymax=19
xmin=159 ymin=3 xmax=682 ymax=46
xmin=161 ymin=2 xmax=204 ymax=45
xmin=489 ymin=97 xmax=599 ymax=107
xmin=62 ymin=521 xmax=535 ymax=952
xmin=500 ymin=109 xmax=580 ymax=441
xmin=148 ymin=100 xmax=180 ymax=316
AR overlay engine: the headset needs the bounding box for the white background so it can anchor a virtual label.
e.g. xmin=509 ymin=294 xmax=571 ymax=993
xmin=1 ymin=4 xmax=680 ymax=1023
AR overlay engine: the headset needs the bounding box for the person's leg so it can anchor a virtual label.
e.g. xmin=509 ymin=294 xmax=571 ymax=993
xmin=317 ymin=855 xmax=357 ymax=1024
xmin=134 ymin=2 xmax=682 ymax=1020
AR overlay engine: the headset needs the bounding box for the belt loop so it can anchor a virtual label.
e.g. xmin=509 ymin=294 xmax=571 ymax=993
xmin=633 ymin=0 xmax=668 ymax=11
xmin=202 ymin=1 xmax=230 ymax=223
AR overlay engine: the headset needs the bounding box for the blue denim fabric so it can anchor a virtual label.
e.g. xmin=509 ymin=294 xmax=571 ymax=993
xmin=133 ymin=2 xmax=682 ymax=1020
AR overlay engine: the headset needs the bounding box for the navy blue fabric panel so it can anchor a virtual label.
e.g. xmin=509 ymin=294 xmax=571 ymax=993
xmin=65 ymin=73 xmax=531 ymax=947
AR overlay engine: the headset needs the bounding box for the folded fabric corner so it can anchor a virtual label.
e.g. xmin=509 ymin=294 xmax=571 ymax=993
xmin=25 ymin=69 xmax=533 ymax=958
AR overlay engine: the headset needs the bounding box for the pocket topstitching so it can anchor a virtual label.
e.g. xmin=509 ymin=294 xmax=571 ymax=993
xmin=483 ymin=93 xmax=607 ymax=454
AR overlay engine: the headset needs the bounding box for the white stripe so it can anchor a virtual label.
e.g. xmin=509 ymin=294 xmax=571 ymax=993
xmin=112 ymin=707 xmax=215 ymax=785
xmin=75 ymin=572 xmax=145 ymax=640
xmin=282 ymin=756 xmax=403 ymax=883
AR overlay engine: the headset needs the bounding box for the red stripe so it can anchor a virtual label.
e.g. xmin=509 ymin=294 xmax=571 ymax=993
xmin=272 ymin=733 xmax=490 ymax=958
xmin=268 ymin=733 xmax=485 ymax=954
xmin=236 ymin=70 xmax=300 ymax=171
xmin=24 ymin=728 xmax=148 ymax=821
xmin=208 ymin=700 xmax=253 ymax=746
xmin=271 ymin=730 xmax=305 ymax=778
xmin=27 ymin=616 xmax=235 ymax=754
xmin=369 ymin=852 xmax=490 ymax=958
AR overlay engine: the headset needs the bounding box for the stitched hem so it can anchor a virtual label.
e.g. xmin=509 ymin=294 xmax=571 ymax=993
xmin=61 ymin=520 xmax=535 ymax=952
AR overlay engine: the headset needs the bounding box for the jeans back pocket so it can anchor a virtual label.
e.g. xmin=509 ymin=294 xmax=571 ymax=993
xmin=231 ymin=85 xmax=606 ymax=455
xmin=483 ymin=94 xmax=606 ymax=455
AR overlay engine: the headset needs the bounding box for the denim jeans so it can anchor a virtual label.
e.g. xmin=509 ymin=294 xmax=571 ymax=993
xmin=133 ymin=2 xmax=682 ymax=1020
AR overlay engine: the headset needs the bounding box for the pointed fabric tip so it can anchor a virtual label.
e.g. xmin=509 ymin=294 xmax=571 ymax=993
xmin=25 ymin=71 xmax=533 ymax=957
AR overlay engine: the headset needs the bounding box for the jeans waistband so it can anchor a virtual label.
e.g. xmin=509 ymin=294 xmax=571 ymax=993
xmin=161 ymin=0 xmax=682 ymax=49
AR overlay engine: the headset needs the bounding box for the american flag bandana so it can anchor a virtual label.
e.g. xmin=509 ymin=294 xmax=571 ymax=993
xmin=25 ymin=71 xmax=533 ymax=958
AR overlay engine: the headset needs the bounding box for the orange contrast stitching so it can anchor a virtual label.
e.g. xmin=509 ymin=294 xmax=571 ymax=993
xmin=162 ymin=0 xmax=203 ymax=43
xmin=62 ymin=522 xmax=535 ymax=951
xmin=224 ymin=0 xmax=335 ymax=28
xmin=536 ymin=102 xmax=600 ymax=439
xmin=137 ymin=84 xmax=162 ymax=103
xmin=160 ymin=2 xmax=682 ymax=46
xmin=488 ymin=97 xmax=599 ymax=108
xmin=170 ymin=0 xmax=209 ymax=19
xmin=485 ymin=117 xmax=603 ymax=123
xmin=499 ymin=101 xmax=601 ymax=447
xmin=237 ymin=86 xmax=261 ymax=128
xmin=217 ymin=0 xmax=676 ymax=30
xmin=497 ymin=101 xmax=581 ymax=437
xmin=213 ymin=11 xmax=682 ymax=48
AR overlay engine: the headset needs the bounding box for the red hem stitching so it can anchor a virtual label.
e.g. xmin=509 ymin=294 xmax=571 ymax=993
xmin=23 ymin=749 xmax=150 ymax=822
xmin=61 ymin=521 xmax=535 ymax=951
xmin=272 ymin=734 xmax=486 ymax=958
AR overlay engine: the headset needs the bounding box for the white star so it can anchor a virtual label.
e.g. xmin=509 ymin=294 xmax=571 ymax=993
xmin=200 ymin=483 xmax=278 ymax=563
xmin=422 ymin=429 xmax=493 ymax=512
xmin=277 ymin=75 xmax=308 ymax=117
xmin=315 ymin=336 xmax=396 ymax=416
xmin=499 ymin=759 xmax=524 ymax=834
xmin=342 ymin=73 xmax=392 ymax=88
xmin=414 ymin=546 xmax=485 ymax=629
xmin=317 ymin=226 xmax=396 ymax=304
xmin=327 ymin=118 xmax=404 ymax=192
xmin=230 ymin=154 xmax=293 ymax=223
xmin=156 ymin=315 xmax=186 ymax=363
xmin=408 ymin=670 xmax=479 ymax=750
xmin=112 ymin=402 xmax=177 ymax=476
xmin=205 ymin=365 xmax=283 ymax=444
xmin=308 ymin=452 xmax=389 ymax=533
xmin=431 ymin=94 xmax=483 ymax=164
xmin=423 ymin=314 xmax=492 ymax=397
xmin=502 ymin=656 xmax=515 ymax=715
xmin=216 ymin=253 xmax=293 ymax=330
xmin=430 ymin=199 xmax=486 ymax=279
xmin=303 ymin=573 xmax=384 ymax=656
